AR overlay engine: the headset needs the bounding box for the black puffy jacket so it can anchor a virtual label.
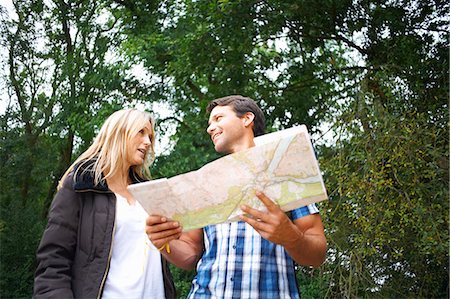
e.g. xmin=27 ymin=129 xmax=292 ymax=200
xmin=33 ymin=162 xmax=176 ymax=299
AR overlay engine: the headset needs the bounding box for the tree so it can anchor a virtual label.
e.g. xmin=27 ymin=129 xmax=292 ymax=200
xmin=0 ymin=1 xmax=156 ymax=297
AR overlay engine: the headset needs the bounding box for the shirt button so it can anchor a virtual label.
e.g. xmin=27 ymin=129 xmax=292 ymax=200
xmin=232 ymin=245 xmax=236 ymax=249
xmin=230 ymin=277 xmax=233 ymax=281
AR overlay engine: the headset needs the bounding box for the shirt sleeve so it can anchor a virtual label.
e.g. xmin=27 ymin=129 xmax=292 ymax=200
xmin=290 ymin=203 xmax=319 ymax=221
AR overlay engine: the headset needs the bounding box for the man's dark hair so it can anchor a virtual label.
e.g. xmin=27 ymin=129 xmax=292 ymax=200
xmin=206 ymin=95 xmax=266 ymax=137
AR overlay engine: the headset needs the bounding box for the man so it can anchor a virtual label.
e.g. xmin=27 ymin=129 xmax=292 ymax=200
xmin=146 ymin=95 xmax=327 ymax=298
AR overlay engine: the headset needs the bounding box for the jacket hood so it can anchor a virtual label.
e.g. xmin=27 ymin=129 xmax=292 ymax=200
xmin=72 ymin=159 xmax=147 ymax=192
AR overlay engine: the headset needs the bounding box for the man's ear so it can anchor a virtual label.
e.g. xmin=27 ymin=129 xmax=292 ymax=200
xmin=242 ymin=112 xmax=255 ymax=128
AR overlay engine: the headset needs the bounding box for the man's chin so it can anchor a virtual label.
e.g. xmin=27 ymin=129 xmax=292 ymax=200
xmin=215 ymin=145 xmax=232 ymax=154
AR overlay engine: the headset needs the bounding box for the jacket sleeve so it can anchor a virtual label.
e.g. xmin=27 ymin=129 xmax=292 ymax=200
xmin=33 ymin=176 xmax=80 ymax=299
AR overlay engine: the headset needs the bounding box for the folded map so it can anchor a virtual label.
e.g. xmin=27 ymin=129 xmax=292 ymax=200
xmin=128 ymin=125 xmax=328 ymax=231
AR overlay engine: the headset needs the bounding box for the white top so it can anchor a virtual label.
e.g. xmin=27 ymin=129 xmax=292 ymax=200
xmin=102 ymin=194 xmax=165 ymax=299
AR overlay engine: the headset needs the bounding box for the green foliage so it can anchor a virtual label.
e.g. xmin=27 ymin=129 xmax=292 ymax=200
xmin=320 ymin=107 xmax=448 ymax=297
xmin=169 ymin=265 xmax=196 ymax=298
xmin=0 ymin=197 xmax=45 ymax=299
xmin=296 ymin=267 xmax=330 ymax=298
xmin=152 ymin=111 xmax=221 ymax=178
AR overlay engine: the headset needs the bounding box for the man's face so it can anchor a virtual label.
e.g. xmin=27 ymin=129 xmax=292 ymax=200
xmin=207 ymin=105 xmax=248 ymax=154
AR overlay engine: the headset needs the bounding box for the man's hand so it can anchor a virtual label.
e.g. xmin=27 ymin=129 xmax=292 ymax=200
xmin=145 ymin=215 xmax=183 ymax=249
xmin=239 ymin=191 xmax=302 ymax=247
xmin=240 ymin=191 xmax=327 ymax=267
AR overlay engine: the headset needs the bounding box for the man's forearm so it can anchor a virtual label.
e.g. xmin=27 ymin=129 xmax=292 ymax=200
xmin=284 ymin=225 xmax=327 ymax=268
xmin=160 ymin=239 xmax=203 ymax=270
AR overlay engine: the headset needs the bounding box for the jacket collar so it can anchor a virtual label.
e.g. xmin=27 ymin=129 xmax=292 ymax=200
xmin=72 ymin=159 xmax=147 ymax=192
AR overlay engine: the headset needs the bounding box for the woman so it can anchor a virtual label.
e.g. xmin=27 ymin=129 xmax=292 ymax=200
xmin=33 ymin=109 xmax=176 ymax=299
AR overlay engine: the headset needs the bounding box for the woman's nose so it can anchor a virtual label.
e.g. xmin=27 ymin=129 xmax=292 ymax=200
xmin=143 ymin=135 xmax=151 ymax=145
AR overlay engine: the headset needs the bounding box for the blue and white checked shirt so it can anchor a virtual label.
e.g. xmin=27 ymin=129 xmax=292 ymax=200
xmin=187 ymin=204 xmax=319 ymax=299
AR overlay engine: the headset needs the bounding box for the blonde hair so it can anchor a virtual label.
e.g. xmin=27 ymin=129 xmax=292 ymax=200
xmin=59 ymin=109 xmax=156 ymax=189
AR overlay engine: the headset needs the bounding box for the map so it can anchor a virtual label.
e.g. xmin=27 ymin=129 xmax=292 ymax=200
xmin=128 ymin=125 xmax=328 ymax=231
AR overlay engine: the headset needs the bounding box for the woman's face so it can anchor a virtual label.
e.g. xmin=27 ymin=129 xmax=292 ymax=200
xmin=127 ymin=121 xmax=153 ymax=166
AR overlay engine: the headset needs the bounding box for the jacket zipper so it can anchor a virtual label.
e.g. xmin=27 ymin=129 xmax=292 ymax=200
xmin=96 ymin=195 xmax=116 ymax=299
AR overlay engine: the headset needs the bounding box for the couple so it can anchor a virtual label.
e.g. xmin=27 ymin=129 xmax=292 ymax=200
xmin=34 ymin=95 xmax=327 ymax=299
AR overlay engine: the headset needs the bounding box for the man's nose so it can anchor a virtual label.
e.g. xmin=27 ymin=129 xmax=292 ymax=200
xmin=207 ymin=123 xmax=215 ymax=135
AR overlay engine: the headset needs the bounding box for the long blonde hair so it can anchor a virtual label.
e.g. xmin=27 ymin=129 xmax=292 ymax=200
xmin=59 ymin=109 xmax=156 ymax=189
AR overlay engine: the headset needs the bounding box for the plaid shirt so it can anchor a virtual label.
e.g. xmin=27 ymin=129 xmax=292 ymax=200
xmin=187 ymin=204 xmax=319 ymax=299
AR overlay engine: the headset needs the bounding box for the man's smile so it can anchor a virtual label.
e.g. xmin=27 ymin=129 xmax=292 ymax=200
xmin=212 ymin=132 xmax=222 ymax=142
